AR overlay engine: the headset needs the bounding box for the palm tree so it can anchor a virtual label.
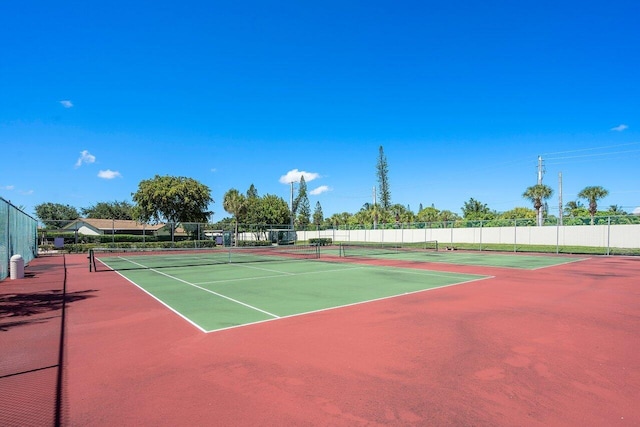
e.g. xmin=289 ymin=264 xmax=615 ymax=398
xmin=223 ymin=189 xmax=247 ymax=246
xmin=578 ymin=186 xmax=609 ymax=225
xmin=358 ymin=202 xmax=382 ymax=229
xmin=523 ymin=184 xmax=553 ymax=226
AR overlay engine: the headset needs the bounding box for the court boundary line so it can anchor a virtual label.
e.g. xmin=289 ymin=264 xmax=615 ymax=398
xmin=190 ymin=263 xmax=481 ymax=286
xmin=202 ymin=274 xmax=493 ymax=334
xmin=192 ymin=264 xmax=368 ymax=286
xmin=344 ymin=252 xmax=589 ymax=270
xmin=112 ymin=270 xmax=208 ymax=333
xmin=529 ymin=256 xmax=589 ymax=270
xmin=115 ymin=257 xmax=280 ymax=319
xmin=101 ymin=256 xmax=492 ymax=334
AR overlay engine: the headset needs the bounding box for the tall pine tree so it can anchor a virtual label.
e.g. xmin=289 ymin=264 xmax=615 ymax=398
xmin=295 ymin=176 xmax=311 ymax=228
xmin=313 ymin=201 xmax=324 ymax=227
xmin=376 ymin=146 xmax=391 ymax=210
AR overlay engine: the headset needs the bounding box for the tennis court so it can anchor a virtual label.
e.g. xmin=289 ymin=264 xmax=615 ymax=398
xmin=5 ymin=249 xmax=639 ymax=426
xmin=95 ymin=247 xmax=487 ymax=332
xmin=338 ymin=242 xmax=586 ymax=269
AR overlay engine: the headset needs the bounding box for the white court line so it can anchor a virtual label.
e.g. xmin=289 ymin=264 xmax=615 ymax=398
xmin=118 ymin=257 xmax=280 ymax=319
xmin=227 ymin=262 xmax=297 ymax=275
xmin=530 ymin=256 xmax=589 ymax=270
xmin=192 ymin=263 xmax=475 ymax=286
xmin=193 ymin=265 xmax=368 ymax=285
xmin=203 ymin=274 xmax=493 ymax=334
xmin=112 ymin=270 xmax=209 ymax=333
xmin=104 ymin=257 xmax=493 ymax=334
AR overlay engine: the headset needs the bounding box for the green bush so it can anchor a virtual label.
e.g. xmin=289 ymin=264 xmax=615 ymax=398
xmin=238 ymin=240 xmax=272 ymax=247
xmin=59 ymin=240 xmax=218 ymax=253
xmin=309 ymin=238 xmax=333 ymax=246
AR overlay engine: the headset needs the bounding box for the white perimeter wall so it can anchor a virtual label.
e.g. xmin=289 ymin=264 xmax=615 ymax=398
xmin=297 ymin=224 xmax=640 ymax=249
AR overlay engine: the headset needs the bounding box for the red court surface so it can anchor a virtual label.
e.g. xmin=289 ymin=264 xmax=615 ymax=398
xmin=2 ymin=253 xmax=639 ymax=426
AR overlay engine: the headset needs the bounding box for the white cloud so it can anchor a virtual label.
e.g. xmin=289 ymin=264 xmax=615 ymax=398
xmin=98 ymin=169 xmax=122 ymax=179
xmin=211 ymin=168 xmax=217 ymax=173
xmin=279 ymin=169 xmax=320 ymax=184
xmin=19 ymin=189 xmax=34 ymax=195
xmin=611 ymin=124 xmax=628 ymax=132
xmin=1 ymin=185 xmax=15 ymax=191
xmin=60 ymin=100 xmax=74 ymax=108
xmin=310 ymin=185 xmax=331 ymax=196
xmin=75 ymin=150 xmax=96 ymax=168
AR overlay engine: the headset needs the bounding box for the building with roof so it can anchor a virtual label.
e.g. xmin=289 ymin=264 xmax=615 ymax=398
xmin=62 ymin=218 xmax=186 ymax=237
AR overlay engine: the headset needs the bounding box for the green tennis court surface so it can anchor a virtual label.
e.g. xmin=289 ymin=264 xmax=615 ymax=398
xmin=339 ymin=245 xmax=585 ymax=269
xmin=110 ymin=259 xmax=487 ymax=332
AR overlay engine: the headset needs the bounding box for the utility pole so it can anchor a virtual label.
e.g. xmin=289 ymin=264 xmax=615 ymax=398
xmin=537 ymin=155 xmax=545 ymax=185
xmin=558 ymin=172 xmax=563 ymax=226
xmin=537 ymin=156 xmax=545 ymax=226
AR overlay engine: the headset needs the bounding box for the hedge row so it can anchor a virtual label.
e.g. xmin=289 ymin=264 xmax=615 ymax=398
xmin=309 ymin=238 xmax=333 ymax=246
xmin=54 ymin=240 xmax=219 ymax=253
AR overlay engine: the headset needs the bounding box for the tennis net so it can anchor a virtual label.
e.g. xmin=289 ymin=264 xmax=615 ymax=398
xmin=89 ymin=244 xmax=320 ymax=272
xmin=340 ymin=241 xmax=438 ymax=258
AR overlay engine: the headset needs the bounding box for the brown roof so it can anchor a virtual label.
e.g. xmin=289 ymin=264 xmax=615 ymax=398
xmin=66 ymin=218 xmax=166 ymax=231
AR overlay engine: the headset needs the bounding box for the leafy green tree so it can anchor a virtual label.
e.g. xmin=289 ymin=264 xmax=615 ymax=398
xmin=523 ymin=184 xmax=553 ymax=226
xmin=210 ymin=217 xmax=235 ymax=230
xmin=255 ymin=194 xmax=291 ymax=225
xmin=313 ymin=201 xmax=324 ymax=227
xmin=607 ymin=205 xmax=626 ymax=214
xmin=223 ymin=188 xmax=247 ymax=245
xmin=389 ymin=203 xmax=415 ymax=224
xmin=563 ymin=200 xmax=586 ymax=217
xmin=328 ymin=212 xmax=353 ymax=228
xmin=461 ymin=198 xmax=492 ymax=220
xmin=236 ymin=187 xmax=291 ymax=240
xmin=438 ymin=210 xmax=460 ymax=223
xmin=354 ymin=203 xmax=377 ymax=227
xmin=248 ymin=194 xmax=291 ymax=240
xmin=578 ymin=186 xmax=609 ymax=225
xmin=81 ymin=200 xmax=134 ymax=220
xmin=499 ymin=207 xmax=536 ymax=220
xmin=34 ymin=202 xmax=80 ymax=228
xmin=244 ymin=184 xmax=260 ymax=226
xmin=132 ymin=175 xmax=213 ymax=240
xmin=376 ymin=146 xmax=391 ymax=210
xmin=416 ymin=206 xmax=440 ymax=223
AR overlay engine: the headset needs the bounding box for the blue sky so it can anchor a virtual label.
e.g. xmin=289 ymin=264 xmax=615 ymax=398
xmin=2 ymin=1 xmax=639 ymax=221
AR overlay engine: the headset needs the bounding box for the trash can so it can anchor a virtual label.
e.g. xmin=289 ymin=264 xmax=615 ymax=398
xmin=10 ymin=254 xmax=25 ymax=280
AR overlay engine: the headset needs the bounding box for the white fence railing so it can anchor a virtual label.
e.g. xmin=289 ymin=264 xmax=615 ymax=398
xmin=295 ymin=223 xmax=640 ymax=252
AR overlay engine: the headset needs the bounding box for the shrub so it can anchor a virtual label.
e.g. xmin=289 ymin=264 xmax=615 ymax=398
xmin=309 ymin=238 xmax=332 ymax=246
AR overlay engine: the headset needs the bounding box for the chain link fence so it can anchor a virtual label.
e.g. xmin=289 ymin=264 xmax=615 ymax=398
xmin=1 ymin=198 xmax=38 ymax=281
xmin=33 ymin=215 xmax=640 ymax=256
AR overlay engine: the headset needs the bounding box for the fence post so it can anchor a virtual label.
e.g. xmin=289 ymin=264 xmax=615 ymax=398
xmin=607 ymin=216 xmax=611 ymax=256
xmin=450 ymin=223 xmax=453 ymax=246
xmin=556 ymin=220 xmax=560 ymax=254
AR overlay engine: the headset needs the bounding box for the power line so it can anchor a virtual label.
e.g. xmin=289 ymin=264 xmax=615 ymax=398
xmin=541 ymin=141 xmax=640 ymax=157
xmin=545 ymin=149 xmax=640 ymax=165
xmin=546 ymin=148 xmax=640 ymax=161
